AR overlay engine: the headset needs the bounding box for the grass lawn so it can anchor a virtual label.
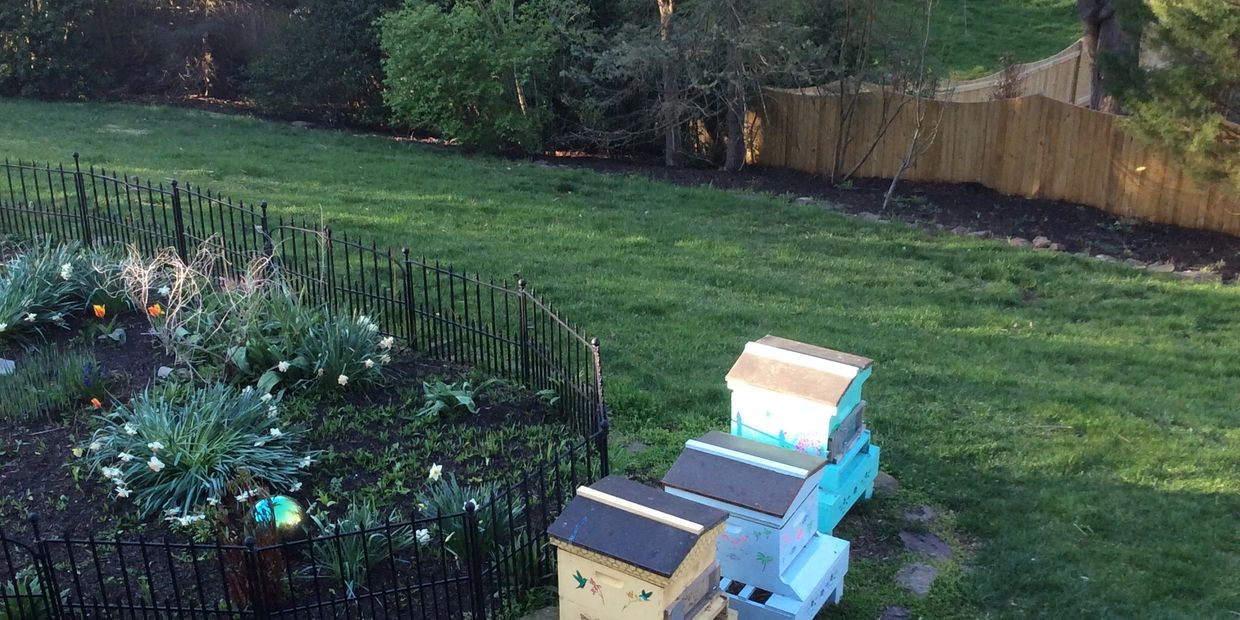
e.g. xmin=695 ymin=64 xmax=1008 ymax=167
xmin=893 ymin=0 xmax=1082 ymax=78
xmin=2 ymin=99 xmax=1238 ymax=619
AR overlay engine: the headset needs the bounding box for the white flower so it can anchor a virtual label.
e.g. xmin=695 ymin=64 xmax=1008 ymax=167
xmin=101 ymin=466 xmax=122 ymax=479
xmin=277 ymin=361 xmax=291 ymax=372
xmin=147 ymin=441 xmax=164 ymax=452
xmin=50 ymin=312 xmax=63 ymax=322
xmin=24 ymin=313 xmax=36 ymax=322
xmin=416 ymin=529 xmax=431 ymax=546
xmin=0 ymin=323 xmax=7 ymax=333
xmin=380 ymin=336 xmax=395 ymax=350
xmin=158 ymin=285 xmax=170 ymax=297
xmin=236 ymin=490 xmax=252 ymax=503
xmin=428 ymin=463 xmax=443 ymax=482
xmin=60 ymin=263 xmax=73 ymax=280
xmin=123 ymin=423 xmax=138 ymax=436
xmin=88 ymin=441 xmax=102 ymax=452
xmin=242 ymin=385 xmax=254 ymax=395
xmin=298 ymin=456 xmax=313 ymax=469
xmin=269 ymin=427 xmax=283 ymax=438
xmin=267 ymin=405 xmax=279 ymax=419
xmin=337 ymin=374 xmax=349 ymax=387
xmin=117 ymin=451 xmax=135 ymax=463
xmin=289 ymin=481 xmax=303 ymax=492
xmin=260 ymin=393 xmax=273 ymax=403
xmin=363 ymin=359 xmax=374 ymax=369
xmin=165 ymin=507 xmax=181 ymax=517
xmin=316 ymin=368 xmax=324 ymax=377
xmin=253 ymin=439 xmax=267 ymax=447
xmin=115 ymin=486 xmax=131 ymax=498
xmin=147 ymin=455 xmax=165 ymax=472
xmin=207 ymin=497 xmax=221 ymax=506
xmin=380 ymin=354 xmax=391 ymax=364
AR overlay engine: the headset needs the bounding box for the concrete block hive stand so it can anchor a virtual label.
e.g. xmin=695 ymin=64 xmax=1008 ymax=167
xmin=725 ymin=335 xmax=881 ymax=533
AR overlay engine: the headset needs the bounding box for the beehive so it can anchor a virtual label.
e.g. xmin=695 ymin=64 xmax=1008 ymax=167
xmin=663 ymin=432 xmax=849 ymax=620
xmin=726 ymin=335 xmax=881 ymax=533
xmin=548 ymin=476 xmax=735 ymax=620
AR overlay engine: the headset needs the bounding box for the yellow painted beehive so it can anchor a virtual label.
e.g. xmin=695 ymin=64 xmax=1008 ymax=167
xmin=549 ymin=476 xmax=735 ymax=620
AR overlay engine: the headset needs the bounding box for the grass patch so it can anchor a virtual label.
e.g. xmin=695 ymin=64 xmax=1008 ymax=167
xmin=892 ymin=0 xmax=1081 ymax=78
xmin=1 ymin=98 xmax=1238 ymax=618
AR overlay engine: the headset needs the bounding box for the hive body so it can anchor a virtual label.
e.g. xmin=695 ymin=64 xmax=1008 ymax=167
xmin=663 ymin=432 xmax=850 ymax=620
xmin=726 ymin=336 xmax=881 ymax=533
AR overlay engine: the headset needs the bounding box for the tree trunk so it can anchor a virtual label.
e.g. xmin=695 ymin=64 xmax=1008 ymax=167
xmin=722 ymin=0 xmax=746 ymax=171
xmin=658 ymin=0 xmax=683 ymax=167
xmin=1077 ymin=0 xmax=1133 ymax=114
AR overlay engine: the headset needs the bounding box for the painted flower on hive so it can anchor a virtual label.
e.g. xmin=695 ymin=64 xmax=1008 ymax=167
xmin=147 ymin=303 xmax=163 ymax=318
xmin=93 ymin=305 xmax=106 ymax=318
xmin=427 ymin=463 xmax=443 ymax=482
xmin=147 ymin=455 xmax=165 ymax=472
xmin=623 ymin=590 xmax=654 ymax=610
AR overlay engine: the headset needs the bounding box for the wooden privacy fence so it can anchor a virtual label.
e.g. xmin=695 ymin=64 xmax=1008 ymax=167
xmin=748 ymin=90 xmax=1240 ymax=236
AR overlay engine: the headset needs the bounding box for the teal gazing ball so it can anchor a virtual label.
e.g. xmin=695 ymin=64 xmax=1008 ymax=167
xmin=254 ymin=495 xmax=304 ymax=530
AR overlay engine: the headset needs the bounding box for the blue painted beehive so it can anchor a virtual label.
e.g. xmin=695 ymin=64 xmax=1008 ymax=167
xmin=663 ymin=432 xmax=849 ymax=620
xmin=725 ymin=335 xmax=881 ymax=533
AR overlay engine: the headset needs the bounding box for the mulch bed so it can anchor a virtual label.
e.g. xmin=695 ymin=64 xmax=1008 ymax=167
xmin=533 ymin=156 xmax=1240 ymax=282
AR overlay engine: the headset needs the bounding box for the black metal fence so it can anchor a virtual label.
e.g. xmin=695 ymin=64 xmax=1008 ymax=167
xmin=0 ymin=155 xmax=610 ymax=619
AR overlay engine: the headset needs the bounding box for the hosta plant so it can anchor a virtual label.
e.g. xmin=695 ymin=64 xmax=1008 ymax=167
xmin=84 ymin=383 xmax=316 ymax=517
xmin=411 ymin=378 xmax=500 ymax=420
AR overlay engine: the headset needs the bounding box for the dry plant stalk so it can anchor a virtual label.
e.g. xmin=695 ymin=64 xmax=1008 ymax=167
xmin=118 ymin=237 xmax=275 ymax=372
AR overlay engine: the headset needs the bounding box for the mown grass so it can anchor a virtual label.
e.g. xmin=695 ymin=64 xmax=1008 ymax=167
xmin=893 ymin=0 xmax=1082 ymax=78
xmin=2 ymin=98 xmax=1238 ymax=619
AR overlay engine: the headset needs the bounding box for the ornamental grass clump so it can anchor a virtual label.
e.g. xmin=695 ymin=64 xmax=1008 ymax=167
xmin=0 ymin=348 xmax=100 ymax=421
xmin=416 ymin=474 xmax=524 ymax=563
xmin=0 ymin=241 xmax=113 ymax=342
xmin=84 ymin=383 xmax=316 ymax=517
xmin=305 ymin=497 xmax=418 ymax=599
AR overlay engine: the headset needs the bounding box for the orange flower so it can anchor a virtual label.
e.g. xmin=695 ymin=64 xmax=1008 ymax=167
xmin=147 ymin=303 xmax=163 ymax=318
xmin=93 ymin=304 xmax=106 ymax=319
xmin=90 ymin=397 xmax=102 ymax=409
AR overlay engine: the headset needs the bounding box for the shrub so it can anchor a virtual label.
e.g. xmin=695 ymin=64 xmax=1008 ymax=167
xmin=0 ymin=347 xmax=100 ymax=421
xmin=412 ymin=378 xmax=501 ymax=419
xmin=417 ymin=475 xmax=525 ymax=563
xmin=0 ymin=0 xmax=96 ymax=98
xmin=379 ymin=0 xmax=588 ymax=152
xmin=84 ymin=383 xmax=316 ymax=517
xmin=245 ymin=0 xmax=394 ymax=126
xmin=305 ymin=497 xmax=417 ymax=598
xmin=0 ymin=241 xmax=112 ymax=342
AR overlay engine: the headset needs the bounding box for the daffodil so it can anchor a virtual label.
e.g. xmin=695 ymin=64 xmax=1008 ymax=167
xmin=118 ymin=451 xmax=135 ymax=463
xmin=337 ymin=374 xmax=349 ymax=386
xmin=363 ymin=359 xmax=374 ymax=369
xmin=380 ymin=354 xmax=392 ymax=364
xmin=207 ymin=497 xmax=221 ymax=506
xmin=260 ymin=393 xmax=273 ymax=403
xmin=289 ymin=481 xmax=303 ymax=492
xmin=277 ymin=361 xmax=290 ymax=372
xmin=24 ymin=313 xmax=36 ymax=322
xmin=115 ymin=486 xmax=131 ymax=498
xmin=147 ymin=441 xmax=164 ymax=452
xmin=269 ymin=427 xmax=283 ymax=438
xmin=60 ymin=263 xmax=73 ymax=280
xmin=101 ymin=466 xmax=122 ymax=479
xmin=147 ymin=455 xmax=165 ymax=472
xmin=416 ymin=529 xmax=431 ymax=546
xmin=267 ymin=405 xmax=279 ymax=419
xmin=380 ymin=336 xmax=395 ymax=350
xmin=428 ymin=463 xmax=443 ymax=482
xmin=88 ymin=441 xmax=102 ymax=452
xmin=236 ymin=490 xmax=252 ymax=503
xmin=123 ymin=423 xmax=137 ymax=435
xmin=298 ymin=455 xmax=313 ymax=469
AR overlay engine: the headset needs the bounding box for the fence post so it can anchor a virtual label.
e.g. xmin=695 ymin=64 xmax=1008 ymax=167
xmin=324 ymin=227 xmax=336 ymax=315
xmin=591 ymin=337 xmax=609 ymax=477
xmin=71 ymin=152 xmax=92 ymax=248
xmin=517 ymin=278 xmax=530 ymax=386
xmin=27 ymin=514 xmax=64 ymax=619
xmin=170 ymin=179 xmax=188 ymax=261
xmin=463 ymin=501 xmax=488 ymax=620
xmin=259 ymin=200 xmax=273 ymax=258
xmin=242 ymin=537 xmax=269 ymax=619
xmin=402 ymin=248 xmax=418 ymax=350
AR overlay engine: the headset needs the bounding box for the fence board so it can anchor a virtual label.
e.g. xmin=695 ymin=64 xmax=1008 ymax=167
xmin=750 ymin=91 xmax=1240 ymax=236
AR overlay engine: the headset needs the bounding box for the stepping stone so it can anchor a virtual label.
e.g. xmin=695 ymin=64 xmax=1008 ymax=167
xmin=874 ymin=471 xmax=900 ymax=494
xmin=895 ymin=562 xmax=940 ymax=598
xmin=0 ymin=358 xmax=13 ymax=376
xmin=624 ymin=440 xmax=649 ymax=455
xmin=1032 ymin=235 xmax=1052 ymax=249
xmin=879 ymin=606 xmax=912 ymax=620
xmin=517 ymin=606 xmax=558 ymax=620
xmin=904 ymin=505 xmax=937 ymax=523
xmin=899 ymin=531 xmax=952 ymax=560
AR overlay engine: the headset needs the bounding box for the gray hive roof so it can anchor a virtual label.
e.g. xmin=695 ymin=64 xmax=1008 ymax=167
xmin=725 ymin=336 xmax=873 ymax=406
xmin=547 ymin=476 xmax=728 ymax=578
xmin=662 ymin=431 xmax=828 ymax=518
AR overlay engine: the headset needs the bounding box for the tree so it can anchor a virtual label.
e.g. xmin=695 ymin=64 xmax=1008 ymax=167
xmin=1112 ymin=0 xmax=1240 ymax=189
xmin=1076 ymin=0 xmax=1140 ymax=113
